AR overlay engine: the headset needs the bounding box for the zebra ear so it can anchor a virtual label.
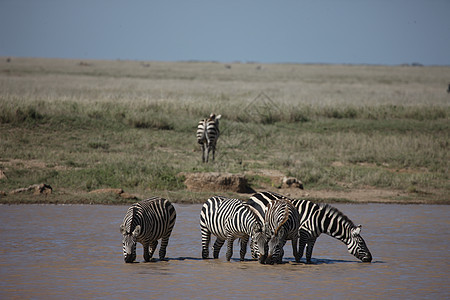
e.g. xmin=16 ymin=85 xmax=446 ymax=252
xmin=120 ymin=224 xmax=126 ymax=235
xmin=352 ymin=225 xmax=362 ymax=236
xmin=216 ymin=114 xmax=222 ymax=120
xmin=132 ymin=225 xmax=141 ymax=237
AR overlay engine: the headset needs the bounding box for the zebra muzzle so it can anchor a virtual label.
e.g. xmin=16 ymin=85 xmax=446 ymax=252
xmin=258 ymin=254 xmax=267 ymax=264
xmin=124 ymin=254 xmax=136 ymax=263
xmin=361 ymin=254 xmax=372 ymax=263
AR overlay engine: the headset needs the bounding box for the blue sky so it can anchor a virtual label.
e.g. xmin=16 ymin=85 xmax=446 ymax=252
xmin=1 ymin=1 xmax=449 ymax=65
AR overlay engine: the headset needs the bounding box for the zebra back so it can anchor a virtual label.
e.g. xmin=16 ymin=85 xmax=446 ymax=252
xmin=205 ymin=114 xmax=221 ymax=145
xmin=265 ymin=199 xmax=299 ymax=238
xmin=200 ymin=196 xmax=257 ymax=241
xmin=291 ymin=199 xmax=356 ymax=242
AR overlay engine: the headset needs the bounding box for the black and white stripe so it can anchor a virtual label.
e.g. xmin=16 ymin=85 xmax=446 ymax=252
xmin=248 ymin=191 xmax=372 ymax=263
xmin=249 ymin=198 xmax=300 ymax=264
xmin=200 ymin=196 xmax=264 ymax=261
xmin=119 ymin=197 xmax=177 ymax=263
xmin=196 ymin=113 xmax=221 ymax=162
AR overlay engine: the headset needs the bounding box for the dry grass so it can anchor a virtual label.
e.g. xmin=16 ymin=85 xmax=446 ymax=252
xmin=0 ymin=57 xmax=448 ymax=204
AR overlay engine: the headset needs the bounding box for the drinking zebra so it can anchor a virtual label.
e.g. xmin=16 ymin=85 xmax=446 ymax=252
xmin=119 ymin=197 xmax=177 ymax=263
xmin=200 ymin=196 xmax=265 ymax=261
xmin=248 ymin=191 xmax=372 ymax=263
xmin=248 ymin=198 xmax=301 ymax=264
xmin=196 ymin=113 xmax=221 ymax=162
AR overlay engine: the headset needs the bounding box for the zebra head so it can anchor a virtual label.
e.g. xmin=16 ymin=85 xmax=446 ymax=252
xmin=210 ymin=114 xmax=221 ymax=128
xmin=250 ymin=222 xmax=268 ymax=263
xmin=263 ymin=200 xmax=290 ymax=264
xmin=244 ymin=203 xmax=269 ymax=263
xmin=119 ymin=224 xmax=141 ymax=263
xmin=347 ymin=225 xmax=372 ymax=263
xmin=264 ymin=222 xmax=287 ymax=265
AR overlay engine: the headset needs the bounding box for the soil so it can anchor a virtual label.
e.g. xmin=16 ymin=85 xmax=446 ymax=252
xmin=0 ymin=166 xmax=447 ymax=204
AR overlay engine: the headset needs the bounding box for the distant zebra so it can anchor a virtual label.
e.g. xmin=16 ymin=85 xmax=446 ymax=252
xmin=447 ymin=83 xmax=450 ymax=93
xmin=197 ymin=113 xmax=221 ymax=162
xmin=200 ymin=196 xmax=264 ymax=261
xmin=248 ymin=191 xmax=372 ymax=263
xmin=254 ymin=199 xmax=301 ymax=264
xmin=119 ymin=197 xmax=176 ymax=263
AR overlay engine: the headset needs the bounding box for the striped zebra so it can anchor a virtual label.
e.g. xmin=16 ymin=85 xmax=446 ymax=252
xmin=200 ymin=196 xmax=265 ymax=261
xmin=248 ymin=198 xmax=300 ymax=264
xmin=248 ymin=191 xmax=372 ymax=263
xmin=119 ymin=197 xmax=177 ymax=263
xmin=196 ymin=113 xmax=221 ymax=162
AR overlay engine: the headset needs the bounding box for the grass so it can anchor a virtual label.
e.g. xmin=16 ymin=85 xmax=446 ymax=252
xmin=0 ymin=57 xmax=448 ymax=204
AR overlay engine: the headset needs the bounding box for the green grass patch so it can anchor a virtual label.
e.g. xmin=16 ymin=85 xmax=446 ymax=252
xmin=0 ymin=57 xmax=448 ymax=204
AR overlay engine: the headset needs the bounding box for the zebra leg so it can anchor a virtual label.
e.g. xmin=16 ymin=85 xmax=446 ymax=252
xmin=201 ymin=230 xmax=211 ymax=259
xmin=205 ymin=144 xmax=210 ymax=163
xmin=201 ymin=144 xmax=206 ymax=163
xmin=144 ymin=241 xmax=158 ymax=262
xmin=305 ymin=238 xmax=317 ymax=264
xmin=250 ymin=238 xmax=258 ymax=259
xmin=277 ymin=247 xmax=285 ymax=264
xmin=239 ymin=236 xmax=249 ymax=261
xmin=225 ymin=236 xmax=235 ymax=261
xmin=158 ymin=236 xmax=170 ymax=261
xmin=213 ymin=238 xmax=225 ymax=259
xmin=142 ymin=243 xmax=150 ymax=262
xmin=211 ymin=144 xmax=216 ymax=161
xmin=298 ymin=230 xmax=308 ymax=262
xmin=291 ymin=236 xmax=300 ymax=263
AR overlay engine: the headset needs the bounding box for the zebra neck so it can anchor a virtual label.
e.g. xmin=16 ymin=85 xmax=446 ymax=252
xmin=128 ymin=206 xmax=142 ymax=234
xmin=319 ymin=206 xmax=354 ymax=244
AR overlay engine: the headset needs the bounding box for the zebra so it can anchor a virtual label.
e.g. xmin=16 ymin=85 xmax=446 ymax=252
xmin=247 ymin=198 xmax=300 ymax=264
xmin=196 ymin=113 xmax=221 ymax=162
xmin=119 ymin=197 xmax=176 ymax=263
xmin=248 ymin=191 xmax=372 ymax=263
xmin=199 ymin=196 xmax=265 ymax=261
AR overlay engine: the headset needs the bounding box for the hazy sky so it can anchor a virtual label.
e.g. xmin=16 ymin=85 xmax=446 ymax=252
xmin=1 ymin=1 xmax=449 ymax=65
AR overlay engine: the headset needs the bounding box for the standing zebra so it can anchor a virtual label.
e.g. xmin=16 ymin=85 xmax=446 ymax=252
xmin=200 ymin=196 xmax=265 ymax=261
xmin=119 ymin=197 xmax=176 ymax=263
xmin=249 ymin=199 xmax=300 ymax=264
xmin=248 ymin=191 xmax=372 ymax=263
xmin=196 ymin=113 xmax=221 ymax=162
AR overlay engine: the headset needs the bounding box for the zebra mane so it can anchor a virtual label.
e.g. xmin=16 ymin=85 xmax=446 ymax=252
xmin=274 ymin=200 xmax=291 ymax=235
xmin=126 ymin=206 xmax=139 ymax=234
xmin=319 ymin=203 xmax=355 ymax=228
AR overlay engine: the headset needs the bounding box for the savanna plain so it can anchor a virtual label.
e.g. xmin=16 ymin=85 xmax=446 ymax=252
xmin=0 ymin=57 xmax=448 ymax=205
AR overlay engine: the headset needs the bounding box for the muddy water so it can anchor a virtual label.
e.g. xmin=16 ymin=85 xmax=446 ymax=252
xmin=0 ymin=203 xmax=448 ymax=299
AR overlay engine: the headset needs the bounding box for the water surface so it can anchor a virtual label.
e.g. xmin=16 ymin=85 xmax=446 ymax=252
xmin=0 ymin=203 xmax=448 ymax=299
